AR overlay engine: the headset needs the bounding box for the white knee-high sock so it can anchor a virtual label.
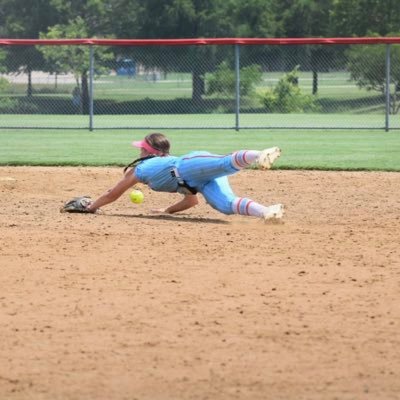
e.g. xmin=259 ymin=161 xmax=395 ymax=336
xmin=232 ymin=197 xmax=268 ymax=217
xmin=231 ymin=150 xmax=260 ymax=170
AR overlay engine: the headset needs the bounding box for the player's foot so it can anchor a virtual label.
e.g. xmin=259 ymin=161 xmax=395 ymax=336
xmin=262 ymin=203 xmax=284 ymax=221
xmin=257 ymin=147 xmax=281 ymax=170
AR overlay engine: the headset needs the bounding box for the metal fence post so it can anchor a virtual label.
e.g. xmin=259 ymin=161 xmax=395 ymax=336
xmin=89 ymin=45 xmax=94 ymax=131
xmin=385 ymin=44 xmax=391 ymax=132
xmin=235 ymin=44 xmax=240 ymax=131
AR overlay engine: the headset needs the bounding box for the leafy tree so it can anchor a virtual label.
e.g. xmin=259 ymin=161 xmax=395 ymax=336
xmin=347 ymin=34 xmax=400 ymax=113
xmin=100 ymin=0 xmax=142 ymax=38
xmin=259 ymin=66 xmax=319 ymax=113
xmin=129 ymin=0 xmax=229 ymax=103
xmin=223 ymin=0 xmax=281 ymax=87
xmin=120 ymin=0 xmax=279 ymax=104
xmin=0 ymin=0 xmax=61 ymax=96
xmin=39 ymin=17 xmax=113 ymax=114
xmin=274 ymin=0 xmax=331 ymax=37
xmin=48 ymin=0 xmax=116 ymax=35
xmin=274 ymin=0 xmax=335 ymax=94
xmin=206 ymin=61 xmax=262 ymax=96
xmin=331 ymin=0 xmax=400 ymax=36
xmin=0 ymin=0 xmax=118 ymax=98
xmin=225 ymin=0 xmax=278 ymax=37
xmin=101 ymin=0 xmax=278 ymax=105
xmin=0 ymin=49 xmax=6 ymax=73
xmin=0 ymin=49 xmax=17 ymax=110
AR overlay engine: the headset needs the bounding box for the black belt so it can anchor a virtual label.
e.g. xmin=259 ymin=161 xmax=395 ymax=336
xmin=171 ymin=168 xmax=198 ymax=195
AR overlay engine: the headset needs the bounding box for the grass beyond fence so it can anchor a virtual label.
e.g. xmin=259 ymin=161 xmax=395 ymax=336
xmin=0 ymin=129 xmax=399 ymax=171
xmin=0 ymin=70 xmax=391 ymax=118
xmin=1 ymin=111 xmax=398 ymax=130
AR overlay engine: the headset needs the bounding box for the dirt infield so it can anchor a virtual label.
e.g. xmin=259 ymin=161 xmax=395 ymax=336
xmin=1 ymin=166 xmax=400 ymax=400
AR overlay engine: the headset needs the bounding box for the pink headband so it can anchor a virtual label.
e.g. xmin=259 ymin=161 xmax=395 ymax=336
xmin=132 ymin=140 xmax=163 ymax=155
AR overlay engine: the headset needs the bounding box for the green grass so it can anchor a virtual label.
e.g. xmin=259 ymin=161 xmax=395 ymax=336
xmin=2 ymin=70 xmax=394 ymax=126
xmin=3 ymin=70 xmax=386 ymax=105
xmin=1 ymin=112 xmax=397 ymax=129
xmin=0 ymin=129 xmax=399 ymax=171
xmin=2 ymin=71 xmax=398 ymax=171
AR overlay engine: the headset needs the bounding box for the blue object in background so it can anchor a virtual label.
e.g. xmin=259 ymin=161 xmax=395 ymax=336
xmin=116 ymin=59 xmax=136 ymax=77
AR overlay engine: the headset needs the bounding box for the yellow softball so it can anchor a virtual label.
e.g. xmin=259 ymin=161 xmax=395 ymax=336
xmin=129 ymin=189 xmax=144 ymax=204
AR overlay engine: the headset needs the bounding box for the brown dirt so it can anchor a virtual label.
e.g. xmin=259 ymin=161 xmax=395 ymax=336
xmin=1 ymin=166 xmax=400 ymax=400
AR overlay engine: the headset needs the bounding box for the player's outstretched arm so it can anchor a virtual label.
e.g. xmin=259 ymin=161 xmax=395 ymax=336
xmin=152 ymin=194 xmax=199 ymax=214
xmin=88 ymin=173 xmax=139 ymax=212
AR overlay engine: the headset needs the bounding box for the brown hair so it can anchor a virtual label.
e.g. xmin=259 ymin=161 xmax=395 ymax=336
xmin=123 ymin=133 xmax=170 ymax=173
xmin=145 ymin=132 xmax=170 ymax=155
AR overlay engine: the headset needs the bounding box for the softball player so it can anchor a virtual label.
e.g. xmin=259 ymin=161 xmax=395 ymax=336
xmin=87 ymin=133 xmax=284 ymax=221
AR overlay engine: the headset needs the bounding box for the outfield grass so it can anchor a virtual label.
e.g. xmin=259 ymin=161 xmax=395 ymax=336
xmin=4 ymin=70 xmax=387 ymax=108
xmin=0 ymin=129 xmax=399 ymax=171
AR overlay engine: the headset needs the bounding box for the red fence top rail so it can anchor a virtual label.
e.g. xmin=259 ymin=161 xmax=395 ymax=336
xmin=1 ymin=37 xmax=400 ymax=46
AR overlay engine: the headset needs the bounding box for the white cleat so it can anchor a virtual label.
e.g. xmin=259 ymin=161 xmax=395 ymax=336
xmin=257 ymin=147 xmax=281 ymax=170
xmin=262 ymin=204 xmax=284 ymax=222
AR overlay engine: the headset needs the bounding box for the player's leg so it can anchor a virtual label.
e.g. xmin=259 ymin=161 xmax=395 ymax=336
xmin=232 ymin=197 xmax=284 ymax=220
xmin=177 ymin=148 xmax=281 ymax=188
xmin=231 ymin=148 xmax=281 ymax=170
xmin=199 ymin=176 xmax=236 ymax=214
xmin=177 ymin=151 xmax=237 ymax=188
xmin=201 ymin=177 xmax=284 ymax=220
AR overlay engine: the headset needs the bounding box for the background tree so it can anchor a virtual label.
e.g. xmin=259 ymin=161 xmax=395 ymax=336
xmin=274 ymin=0 xmax=334 ymax=94
xmin=224 ymin=0 xmax=280 ymax=87
xmin=0 ymin=0 xmax=60 ymax=96
xmin=3 ymin=0 xmax=400 ymax=112
xmin=49 ymin=0 xmax=111 ymax=35
xmin=120 ymin=0 xmax=280 ymax=103
xmin=259 ymin=66 xmax=319 ymax=113
xmin=206 ymin=61 xmax=263 ymax=97
xmin=0 ymin=49 xmax=17 ymax=111
xmin=331 ymin=0 xmax=400 ymax=36
xmin=347 ymin=33 xmax=400 ymax=114
xmin=101 ymin=0 xmax=141 ymax=39
xmin=39 ymin=17 xmax=113 ymax=114
xmin=129 ymin=0 xmax=233 ymax=104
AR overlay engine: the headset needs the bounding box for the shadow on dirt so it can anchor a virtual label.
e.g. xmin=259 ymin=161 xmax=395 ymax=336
xmin=106 ymin=212 xmax=229 ymax=224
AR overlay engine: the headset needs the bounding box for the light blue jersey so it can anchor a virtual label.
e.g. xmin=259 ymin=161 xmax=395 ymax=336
xmin=134 ymin=155 xmax=179 ymax=192
xmin=134 ymin=151 xmax=240 ymax=214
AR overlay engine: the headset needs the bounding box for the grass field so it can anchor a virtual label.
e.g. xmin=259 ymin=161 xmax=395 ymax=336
xmin=3 ymin=69 xmax=400 ymax=135
xmin=1 ymin=72 xmax=400 ymax=171
xmin=0 ymin=112 xmax=396 ymax=129
xmin=0 ymin=128 xmax=399 ymax=171
xmin=5 ymin=71 xmax=385 ymax=99
xmin=2 ymin=70 xmax=394 ymax=119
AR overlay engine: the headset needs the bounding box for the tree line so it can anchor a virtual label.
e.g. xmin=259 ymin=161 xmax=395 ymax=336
xmin=1 ymin=0 xmax=400 ymax=113
xmin=2 ymin=0 xmax=400 ymax=41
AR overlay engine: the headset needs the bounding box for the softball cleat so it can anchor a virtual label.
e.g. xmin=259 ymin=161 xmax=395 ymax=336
xmin=257 ymin=147 xmax=281 ymax=170
xmin=262 ymin=203 xmax=284 ymax=221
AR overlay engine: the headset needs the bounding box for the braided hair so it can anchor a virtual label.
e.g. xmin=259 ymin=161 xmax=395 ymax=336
xmin=123 ymin=155 xmax=155 ymax=173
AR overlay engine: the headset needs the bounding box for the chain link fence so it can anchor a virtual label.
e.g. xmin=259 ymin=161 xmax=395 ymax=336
xmin=1 ymin=39 xmax=400 ymax=130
